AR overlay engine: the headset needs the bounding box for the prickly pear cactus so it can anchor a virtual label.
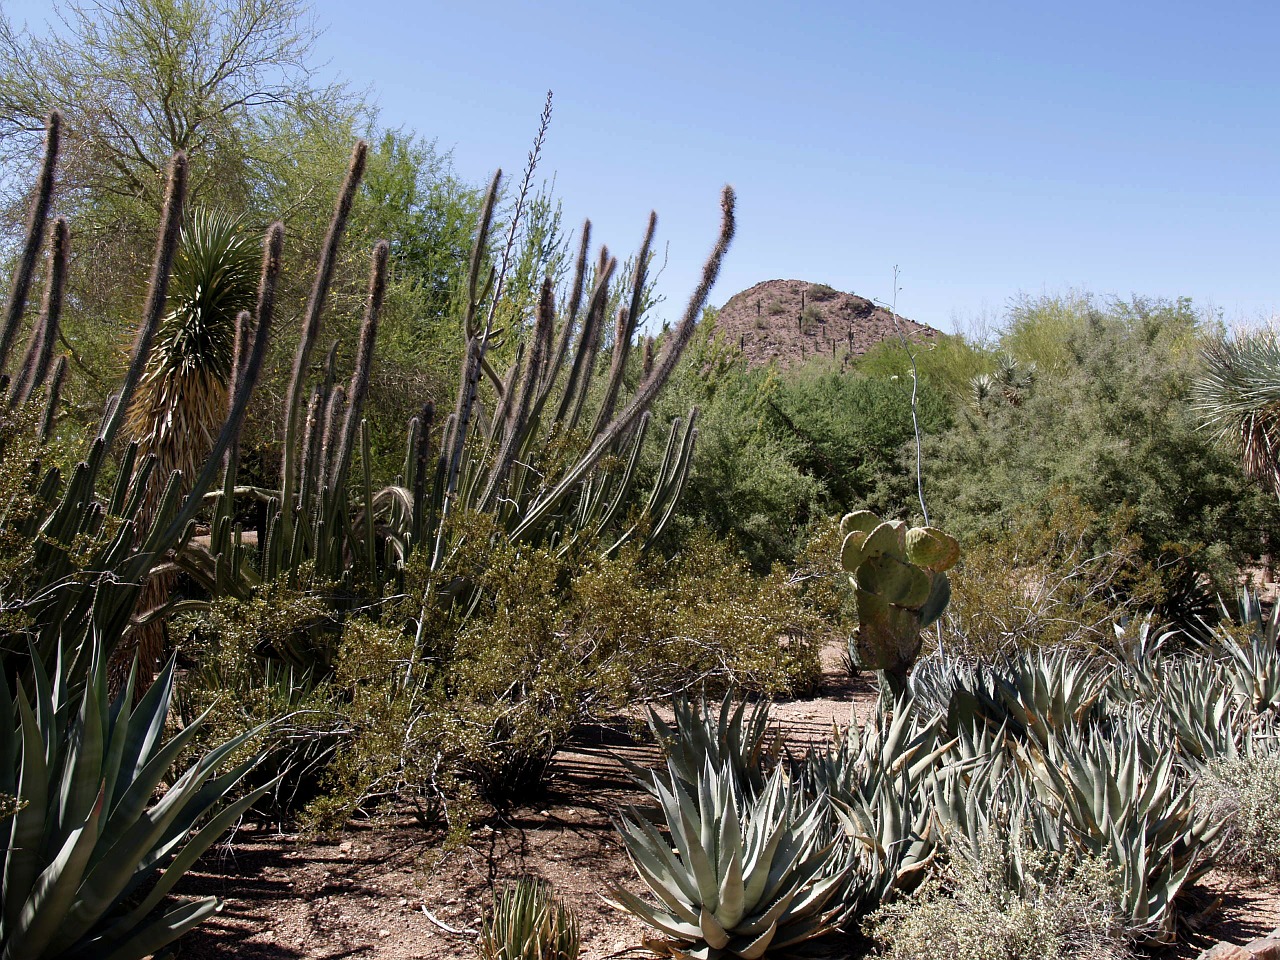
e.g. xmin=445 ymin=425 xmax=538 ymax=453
xmin=840 ymin=510 xmax=960 ymax=687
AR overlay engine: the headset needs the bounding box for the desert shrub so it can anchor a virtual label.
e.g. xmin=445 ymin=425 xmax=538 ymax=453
xmin=767 ymin=363 xmax=951 ymax=520
xmin=929 ymin=296 xmax=1280 ymax=605
xmin=767 ymin=297 xmax=786 ymax=315
xmin=807 ymin=282 xmax=838 ymax=301
xmin=865 ymin=829 xmax=1129 ymax=960
xmin=1198 ymin=751 xmax=1280 ymax=880
xmin=939 ymin=492 xmax=1162 ymax=657
xmin=658 ymin=346 xmax=828 ymax=567
xmin=801 ymin=303 xmax=823 ymax=326
xmin=192 ymin=523 xmax=825 ymax=831
xmin=790 ymin=515 xmax=856 ymax=629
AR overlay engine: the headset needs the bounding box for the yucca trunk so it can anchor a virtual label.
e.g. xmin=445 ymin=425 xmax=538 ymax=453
xmin=119 ymin=210 xmax=258 ymax=687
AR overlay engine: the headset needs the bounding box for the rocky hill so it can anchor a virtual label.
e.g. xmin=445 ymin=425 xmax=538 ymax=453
xmin=712 ymin=279 xmax=939 ymax=368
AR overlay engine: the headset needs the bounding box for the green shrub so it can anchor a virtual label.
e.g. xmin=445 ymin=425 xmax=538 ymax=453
xmin=865 ymin=829 xmax=1129 ymax=960
xmin=190 ymin=523 xmax=825 ymax=832
xmin=940 ymin=492 xmax=1161 ymax=657
xmin=1198 ymin=751 xmax=1280 ymax=880
xmin=766 ymin=298 xmax=785 ymax=315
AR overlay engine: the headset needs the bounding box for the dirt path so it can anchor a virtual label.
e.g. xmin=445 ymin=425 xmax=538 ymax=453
xmin=176 ymin=646 xmax=1278 ymax=959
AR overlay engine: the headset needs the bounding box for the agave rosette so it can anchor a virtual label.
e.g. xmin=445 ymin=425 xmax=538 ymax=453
xmin=610 ymin=759 xmax=848 ymax=959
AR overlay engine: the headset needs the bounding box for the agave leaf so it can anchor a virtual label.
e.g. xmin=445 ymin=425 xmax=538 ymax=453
xmin=5 ymin=784 xmax=105 ymax=960
xmin=91 ymin=896 xmax=220 ymax=960
xmin=4 ymin=688 xmax=51 ymax=934
xmin=606 ymin=888 xmax=702 ymax=940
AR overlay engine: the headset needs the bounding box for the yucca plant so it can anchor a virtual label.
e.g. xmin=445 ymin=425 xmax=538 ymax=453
xmin=631 ymin=691 xmax=779 ymax=799
xmin=479 ymin=877 xmax=580 ymax=960
xmin=121 ymin=209 xmax=260 ymax=682
xmin=124 ymin=209 xmax=259 ymax=493
xmin=0 ymin=646 xmax=274 ymax=960
xmin=1193 ymin=328 xmax=1280 ymax=500
xmin=611 ymin=758 xmax=850 ymax=959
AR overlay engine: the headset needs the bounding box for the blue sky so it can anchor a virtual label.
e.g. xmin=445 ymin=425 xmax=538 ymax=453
xmin=8 ymin=0 xmax=1280 ymax=332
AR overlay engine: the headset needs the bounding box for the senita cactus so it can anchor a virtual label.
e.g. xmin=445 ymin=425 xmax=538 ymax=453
xmin=839 ymin=510 xmax=959 ymax=690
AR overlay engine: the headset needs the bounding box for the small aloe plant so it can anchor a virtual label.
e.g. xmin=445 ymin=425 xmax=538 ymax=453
xmin=478 ymin=877 xmax=579 ymax=960
xmin=839 ymin=510 xmax=959 ymax=691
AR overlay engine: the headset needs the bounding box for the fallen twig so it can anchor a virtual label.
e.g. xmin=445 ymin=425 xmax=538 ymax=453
xmin=420 ymin=904 xmax=477 ymax=937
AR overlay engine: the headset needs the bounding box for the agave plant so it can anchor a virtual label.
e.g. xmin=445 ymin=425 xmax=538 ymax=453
xmin=479 ymin=878 xmax=580 ymax=960
xmin=631 ymin=691 xmax=779 ymax=799
xmin=1014 ymin=716 xmax=1220 ymax=942
xmin=611 ymin=758 xmax=849 ymax=959
xmin=800 ymin=695 xmax=950 ymax=917
xmin=0 ymin=647 xmax=273 ymax=960
xmin=915 ymin=648 xmax=1110 ymax=748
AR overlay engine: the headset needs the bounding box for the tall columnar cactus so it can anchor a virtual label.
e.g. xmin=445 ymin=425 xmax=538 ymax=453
xmin=839 ymin=510 xmax=959 ymax=690
xmin=179 ymin=139 xmax=736 ymax=633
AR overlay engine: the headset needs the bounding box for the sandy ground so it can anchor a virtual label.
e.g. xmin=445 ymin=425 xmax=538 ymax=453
xmin=174 ymin=644 xmax=1278 ymax=959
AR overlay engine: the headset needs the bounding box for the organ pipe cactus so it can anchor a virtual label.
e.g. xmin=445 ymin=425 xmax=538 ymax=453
xmin=180 ymin=135 xmax=735 ymax=634
xmin=0 ymin=115 xmax=279 ymax=686
xmin=839 ymin=510 xmax=959 ymax=690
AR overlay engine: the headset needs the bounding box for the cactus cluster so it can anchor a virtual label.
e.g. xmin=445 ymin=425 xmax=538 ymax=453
xmin=171 ymin=139 xmax=736 ymax=657
xmin=839 ymin=510 xmax=959 ymax=688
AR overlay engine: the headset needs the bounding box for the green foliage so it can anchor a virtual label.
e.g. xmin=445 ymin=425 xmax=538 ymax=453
xmin=189 ymin=526 xmax=823 ymax=829
xmin=610 ymin=759 xmax=850 ymax=958
xmin=941 ymin=493 xmax=1162 ymax=657
xmin=768 ymin=363 xmax=951 ymax=520
xmin=661 ymin=326 xmax=952 ymax=569
xmin=661 ymin=343 xmax=826 ymax=567
xmin=479 ymin=878 xmax=580 ymax=960
xmin=929 ymin=295 xmax=1280 ymax=603
xmin=855 ymin=330 xmax=994 ymax=399
xmin=865 ymin=826 xmax=1128 ymax=960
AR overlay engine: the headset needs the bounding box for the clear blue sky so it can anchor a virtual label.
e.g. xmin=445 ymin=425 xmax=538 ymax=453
xmin=9 ymin=0 xmax=1280 ymax=332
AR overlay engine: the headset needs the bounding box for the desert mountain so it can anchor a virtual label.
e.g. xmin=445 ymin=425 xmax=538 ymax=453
xmin=712 ymin=279 xmax=939 ymax=368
